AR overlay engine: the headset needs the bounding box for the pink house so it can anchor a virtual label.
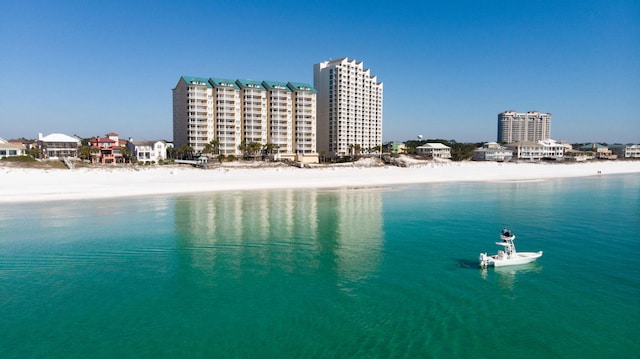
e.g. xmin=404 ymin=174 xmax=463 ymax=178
xmin=89 ymin=132 xmax=125 ymax=164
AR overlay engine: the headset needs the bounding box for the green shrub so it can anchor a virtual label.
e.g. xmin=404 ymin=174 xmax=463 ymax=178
xmin=1 ymin=155 xmax=36 ymax=162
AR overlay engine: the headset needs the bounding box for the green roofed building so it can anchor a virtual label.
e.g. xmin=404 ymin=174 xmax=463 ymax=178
xmin=173 ymin=76 xmax=317 ymax=162
xmin=261 ymin=81 xmax=293 ymax=158
xmin=236 ymin=79 xmax=267 ymax=145
xmin=287 ymin=82 xmax=317 ymax=156
xmin=209 ymin=78 xmax=240 ymax=90
xmin=172 ymin=76 xmax=212 ymax=154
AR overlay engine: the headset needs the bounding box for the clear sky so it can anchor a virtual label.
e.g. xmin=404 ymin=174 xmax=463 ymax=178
xmin=1 ymin=0 xmax=638 ymax=144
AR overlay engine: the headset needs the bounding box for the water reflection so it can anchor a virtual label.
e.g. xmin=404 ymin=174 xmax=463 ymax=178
xmin=174 ymin=188 xmax=383 ymax=289
xmin=0 ymin=196 xmax=173 ymax=242
xmin=481 ymin=263 xmax=542 ymax=293
xmin=333 ymin=188 xmax=384 ymax=290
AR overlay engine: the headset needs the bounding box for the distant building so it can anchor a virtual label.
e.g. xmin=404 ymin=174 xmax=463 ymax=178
xmin=505 ymin=139 xmax=565 ymax=161
xmin=127 ymin=139 xmax=172 ymax=163
xmin=579 ymin=143 xmax=617 ymax=160
xmin=416 ymin=143 xmax=451 ymax=159
xmin=0 ymin=137 xmax=26 ymax=159
xmin=37 ymin=133 xmax=81 ymax=159
xmin=172 ymin=76 xmax=317 ymax=162
xmin=498 ymin=110 xmax=551 ymax=143
xmin=472 ymin=142 xmax=513 ymax=161
xmin=314 ymin=57 xmax=383 ymax=157
xmin=609 ymin=144 xmax=640 ymax=158
xmin=483 ymin=142 xmax=502 ymax=149
xmin=563 ymin=148 xmax=591 ymax=161
xmin=385 ymin=141 xmax=406 ymax=154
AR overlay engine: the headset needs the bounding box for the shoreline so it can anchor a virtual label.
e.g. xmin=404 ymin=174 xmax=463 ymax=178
xmin=1 ymin=160 xmax=639 ymax=203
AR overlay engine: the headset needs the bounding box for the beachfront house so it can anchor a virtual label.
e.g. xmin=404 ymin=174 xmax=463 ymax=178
xmin=89 ymin=133 xmax=125 ymax=164
xmin=416 ymin=143 xmax=451 ymax=159
xmin=0 ymin=137 xmax=27 ymax=159
xmin=472 ymin=142 xmax=513 ymax=161
xmin=609 ymin=144 xmax=640 ymax=158
xmin=538 ymin=139 xmax=566 ymax=159
xmin=504 ymin=141 xmax=542 ymax=161
xmin=579 ymin=143 xmax=617 ymax=160
xmin=505 ymin=139 xmax=565 ymax=161
xmin=37 ymin=133 xmax=81 ymax=159
xmin=127 ymin=139 xmax=172 ymax=163
xmin=385 ymin=141 xmax=406 ymax=154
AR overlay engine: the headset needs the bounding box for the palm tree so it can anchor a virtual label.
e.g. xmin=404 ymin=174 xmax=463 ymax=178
xmin=175 ymin=145 xmax=194 ymax=160
xmin=202 ymin=140 xmax=221 ymax=158
xmin=238 ymin=140 xmax=249 ymax=159
xmin=353 ymin=144 xmax=362 ymax=159
xmin=262 ymin=143 xmax=279 ymax=160
xmin=175 ymin=146 xmax=185 ymax=160
xmin=26 ymin=146 xmax=40 ymax=159
xmin=183 ymin=145 xmax=194 ymax=160
xmin=263 ymin=143 xmax=279 ymax=154
xmin=119 ymin=146 xmax=132 ymax=164
xmin=319 ymin=150 xmax=326 ymax=163
xmin=203 ymin=143 xmax=213 ymax=155
xmin=210 ymin=139 xmax=220 ymax=155
xmin=78 ymin=145 xmax=92 ymax=161
xmin=248 ymin=142 xmax=262 ymax=159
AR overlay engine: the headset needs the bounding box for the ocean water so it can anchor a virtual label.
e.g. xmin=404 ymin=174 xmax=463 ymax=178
xmin=1 ymin=174 xmax=639 ymax=358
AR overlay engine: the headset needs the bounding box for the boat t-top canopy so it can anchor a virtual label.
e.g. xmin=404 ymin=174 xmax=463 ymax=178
xmin=501 ymin=228 xmax=513 ymax=237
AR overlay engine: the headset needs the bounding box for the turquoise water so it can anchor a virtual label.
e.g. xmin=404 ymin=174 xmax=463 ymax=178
xmin=1 ymin=174 xmax=639 ymax=358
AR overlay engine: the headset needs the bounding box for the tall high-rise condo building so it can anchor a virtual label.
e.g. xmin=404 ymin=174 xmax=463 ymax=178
xmin=173 ymin=76 xmax=317 ymax=162
xmin=314 ymin=58 xmax=383 ymax=157
xmin=497 ymin=110 xmax=551 ymax=143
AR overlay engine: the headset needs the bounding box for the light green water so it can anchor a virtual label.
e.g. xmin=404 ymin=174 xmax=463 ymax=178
xmin=1 ymin=174 xmax=639 ymax=358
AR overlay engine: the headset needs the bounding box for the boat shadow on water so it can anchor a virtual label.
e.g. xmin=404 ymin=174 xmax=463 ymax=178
xmin=457 ymin=258 xmax=483 ymax=269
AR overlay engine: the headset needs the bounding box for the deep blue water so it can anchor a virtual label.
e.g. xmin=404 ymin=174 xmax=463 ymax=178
xmin=1 ymin=174 xmax=639 ymax=358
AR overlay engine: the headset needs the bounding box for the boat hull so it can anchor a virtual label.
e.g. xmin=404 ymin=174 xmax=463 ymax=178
xmin=479 ymin=229 xmax=543 ymax=268
xmin=490 ymin=251 xmax=543 ymax=267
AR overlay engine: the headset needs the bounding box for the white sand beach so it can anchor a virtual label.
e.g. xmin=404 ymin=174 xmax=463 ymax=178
xmin=1 ymin=159 xmax=638 ymax=203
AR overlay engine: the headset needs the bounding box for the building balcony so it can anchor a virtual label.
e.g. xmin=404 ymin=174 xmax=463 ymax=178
xmin=295 ymin=125 xmax=315 ymax=133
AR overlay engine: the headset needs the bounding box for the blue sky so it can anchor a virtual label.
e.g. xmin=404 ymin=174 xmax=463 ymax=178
xmin=1 ymin=0 xmax=638 ymax=143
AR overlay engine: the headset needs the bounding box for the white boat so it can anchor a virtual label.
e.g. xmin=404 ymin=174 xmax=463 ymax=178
xmin=479 ymin=228 xmax=543 ymax=268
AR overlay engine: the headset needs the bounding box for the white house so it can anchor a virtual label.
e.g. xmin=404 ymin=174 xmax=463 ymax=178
xmin=127 ymin=139 xmax=172 ymax=163
xmin=472 ymin=143 xmax=513 ymax=161
xmin=0 ymin=137 xmax=26 ymax=159
xmin=37 ymin=133 xmax=81 ymax=159
xmin=505 ymin=139 xmax=565 ymax=161
xmin=416 ymin=143 xmax=451 ymax=159
xmin=609 ymin=144 xmax=640 ymax=158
